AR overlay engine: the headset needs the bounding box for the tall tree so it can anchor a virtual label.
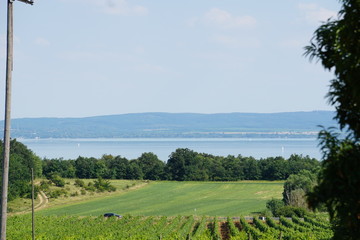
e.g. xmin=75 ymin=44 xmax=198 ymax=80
xmin=242 ymin=156 xmax=261 ymax=180
xmin=0 ymin=140 xmax=41 ymax=201
xmin=136 ymin=152 xmax=165 ymax=180
xmin=305 ymin=0 xmax=360 ymax=239
xmin=283 ymin=170 xmax=317 ymax=208
xmin=74 ymin=157 xmax=96 ymax=179
xmin=259 ymin=157 xmax=289 ymax=180
xmin=166 ymin=148 xmax=196 ymax=181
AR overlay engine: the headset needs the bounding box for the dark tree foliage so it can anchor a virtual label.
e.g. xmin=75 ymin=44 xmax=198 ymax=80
xmin=222 ymin=155 xmax=243 ymax=181
xmin=304 ymin=0 xmax=360 ymax=136
xmin=266 ymin=198 xmax=285 ymax=216
xmin=103 ymin=155 xmax=129 ymax=179
xmin=242 ymin=157 xmax=261 ymax=180
xmin=283 ymin=170 xmax=317 ymax=207
xmin=74 ymin=157 xmax=97 ymax=179
xmin=304 ymin=0 xmax=360 ymax=239
xmin=259 ymin=157 xmax=289 ymax=180
xmin=126 ymin=160 xmax=143 ymax=179
xmin=0 ymin=139 xmax=42 ymax=201
xmin=287 ymin=154 xmax=320 ymax=175
xmin=48 ymin=174 xmax=65 ymax=187
xmin=42 ymin=158 xmax=75 ymax=178
xmin=308 ymin=130 xmax=360 ymax=239
xmin=42 ymin=148 xmax=320 ymax=183
xmin=136 ymin=152 xmax=165 ymax=180
xmin=166 ymin=148 xmax=197 ymax=181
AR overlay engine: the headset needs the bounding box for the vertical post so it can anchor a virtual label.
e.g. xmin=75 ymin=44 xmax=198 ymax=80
xmin=1 ymin=1 xmax=14 ymax=239
xmin=31 ymin=168 xmax=35 ymax=240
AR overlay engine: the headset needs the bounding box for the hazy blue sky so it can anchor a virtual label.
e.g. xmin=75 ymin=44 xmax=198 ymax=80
xmin=0 ymin=0 xmax=340 ymax=118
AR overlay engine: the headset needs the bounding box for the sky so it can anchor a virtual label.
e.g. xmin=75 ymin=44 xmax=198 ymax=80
xmin=0 ymin=0 xmax=341 ymax=118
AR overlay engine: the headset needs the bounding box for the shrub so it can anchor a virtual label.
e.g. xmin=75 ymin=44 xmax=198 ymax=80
xmin=276 ymin=206 xmax=308 ymax=218
xmin=93 ymin=177 xmax=116 ymax=192
xmin=47 ymin=189 xmax=67 ymax=198
xmin=70 ymin=191 xmax=79 ymax=197
xmin=39 ymin=180 xmax=51 ymax=191
xmin=84 ymin=182 xmax=96 ymax=192
xmin=266 ymin=198 xmax=285 ymax=216
xmin=48 ymin=174 xmax=65 ymax=187
xmin=74 ymin=179 xmax=85 ymax=188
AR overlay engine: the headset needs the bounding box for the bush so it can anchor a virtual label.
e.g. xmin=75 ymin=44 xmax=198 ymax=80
xmin=47 ymin=189 xmax=68 ymax=198
xmin=84 ymin=182 xmax=96 ymax=192
xmin=48 ymin=174 xmax=65 ymax=187
xmin=74 ymin=179 xmax=85 ymax=188
xmin=21 ymin=185 xmax=40 ymax=199
xmin=276 ymin=206 xmax=308 ymax=218
xmin=70 ymin=191 xmax=79 ymax=197
xmin=266 ymin=198 xmax=285 ymax=216
xmin=266 ymin=198 xmax=309 ymax=217
xmin=39 ymin=180 xmax=51 ymax=191
xmin=107 ymin=185 xmax=116 ymax=192
xmin=93 ymin=177 xmax=116 ymax=192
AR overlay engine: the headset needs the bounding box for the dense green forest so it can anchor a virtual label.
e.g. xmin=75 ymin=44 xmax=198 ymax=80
xmin=42 ymin=147 xmax=319 ymax=181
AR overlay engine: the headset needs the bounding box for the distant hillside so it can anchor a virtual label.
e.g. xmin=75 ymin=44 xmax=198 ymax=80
xmin=4 ymin=111 xmax=337 ymax=138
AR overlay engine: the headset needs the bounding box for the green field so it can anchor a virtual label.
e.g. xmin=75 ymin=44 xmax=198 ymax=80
xmin=39 ymin=181 xmax=283 ymax=217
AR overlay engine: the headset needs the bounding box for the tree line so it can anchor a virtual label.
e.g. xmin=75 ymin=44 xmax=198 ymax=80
xmin=2 ymin=139 xmax=320 ymax=201
xmin=42 ymin=148 xmax=320 ymax=181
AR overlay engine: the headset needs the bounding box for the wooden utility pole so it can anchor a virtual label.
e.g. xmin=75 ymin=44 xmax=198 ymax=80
xmin=1 ymin=1 xmax=34 ymax=239
xmin=1 ymin=1 xmax=14 ymax=239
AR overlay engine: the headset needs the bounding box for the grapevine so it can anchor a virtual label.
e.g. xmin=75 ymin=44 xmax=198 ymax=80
xmin=6 ymin=214 xmax=333 ymax=240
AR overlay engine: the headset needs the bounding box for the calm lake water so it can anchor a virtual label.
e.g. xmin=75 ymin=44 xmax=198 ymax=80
xmin=18 ymin=138 xmax=322 ymax=161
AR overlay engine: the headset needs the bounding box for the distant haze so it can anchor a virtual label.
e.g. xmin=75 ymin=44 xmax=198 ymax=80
xmin=5 ymin=111 xmax=336 ymax=139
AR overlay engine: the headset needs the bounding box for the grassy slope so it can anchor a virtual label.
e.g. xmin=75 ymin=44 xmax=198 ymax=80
xmin=38 ymin=181 xmax=283 ymax=217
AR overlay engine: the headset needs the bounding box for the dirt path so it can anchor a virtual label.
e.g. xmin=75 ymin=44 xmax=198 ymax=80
xmin=12 ymin=191 xmax=48 ymax=215
xmin=35 ymin=191 xmax=48 ymax=210
xmin=12 ymin=181 xmax=148 ymax=215
xmin=219 ymin=221 xmax=230 ymax=240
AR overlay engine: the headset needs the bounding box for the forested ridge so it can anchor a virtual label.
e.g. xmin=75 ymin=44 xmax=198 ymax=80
xmin=6 ymin=111 xmax=335 ymax=138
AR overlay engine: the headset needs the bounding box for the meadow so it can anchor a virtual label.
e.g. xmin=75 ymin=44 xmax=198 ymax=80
xmin=38 ymin=181 xmax=283 ymax=217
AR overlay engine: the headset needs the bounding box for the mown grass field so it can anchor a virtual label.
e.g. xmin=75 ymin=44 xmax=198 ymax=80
xmin=39 ymin=181 xmax=283 ymax=217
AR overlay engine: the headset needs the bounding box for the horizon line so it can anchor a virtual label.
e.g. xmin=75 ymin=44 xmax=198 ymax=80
xmin=2 ymin=110 xmax=335 ymax=120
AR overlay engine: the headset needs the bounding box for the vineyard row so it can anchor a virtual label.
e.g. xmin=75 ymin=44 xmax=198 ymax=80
xmin=7 ymin=214 xmax=333 ymax=240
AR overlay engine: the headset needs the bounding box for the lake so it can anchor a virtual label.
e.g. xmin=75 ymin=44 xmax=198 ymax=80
xmin=18 ymin=138 xmax=322 ymax=161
